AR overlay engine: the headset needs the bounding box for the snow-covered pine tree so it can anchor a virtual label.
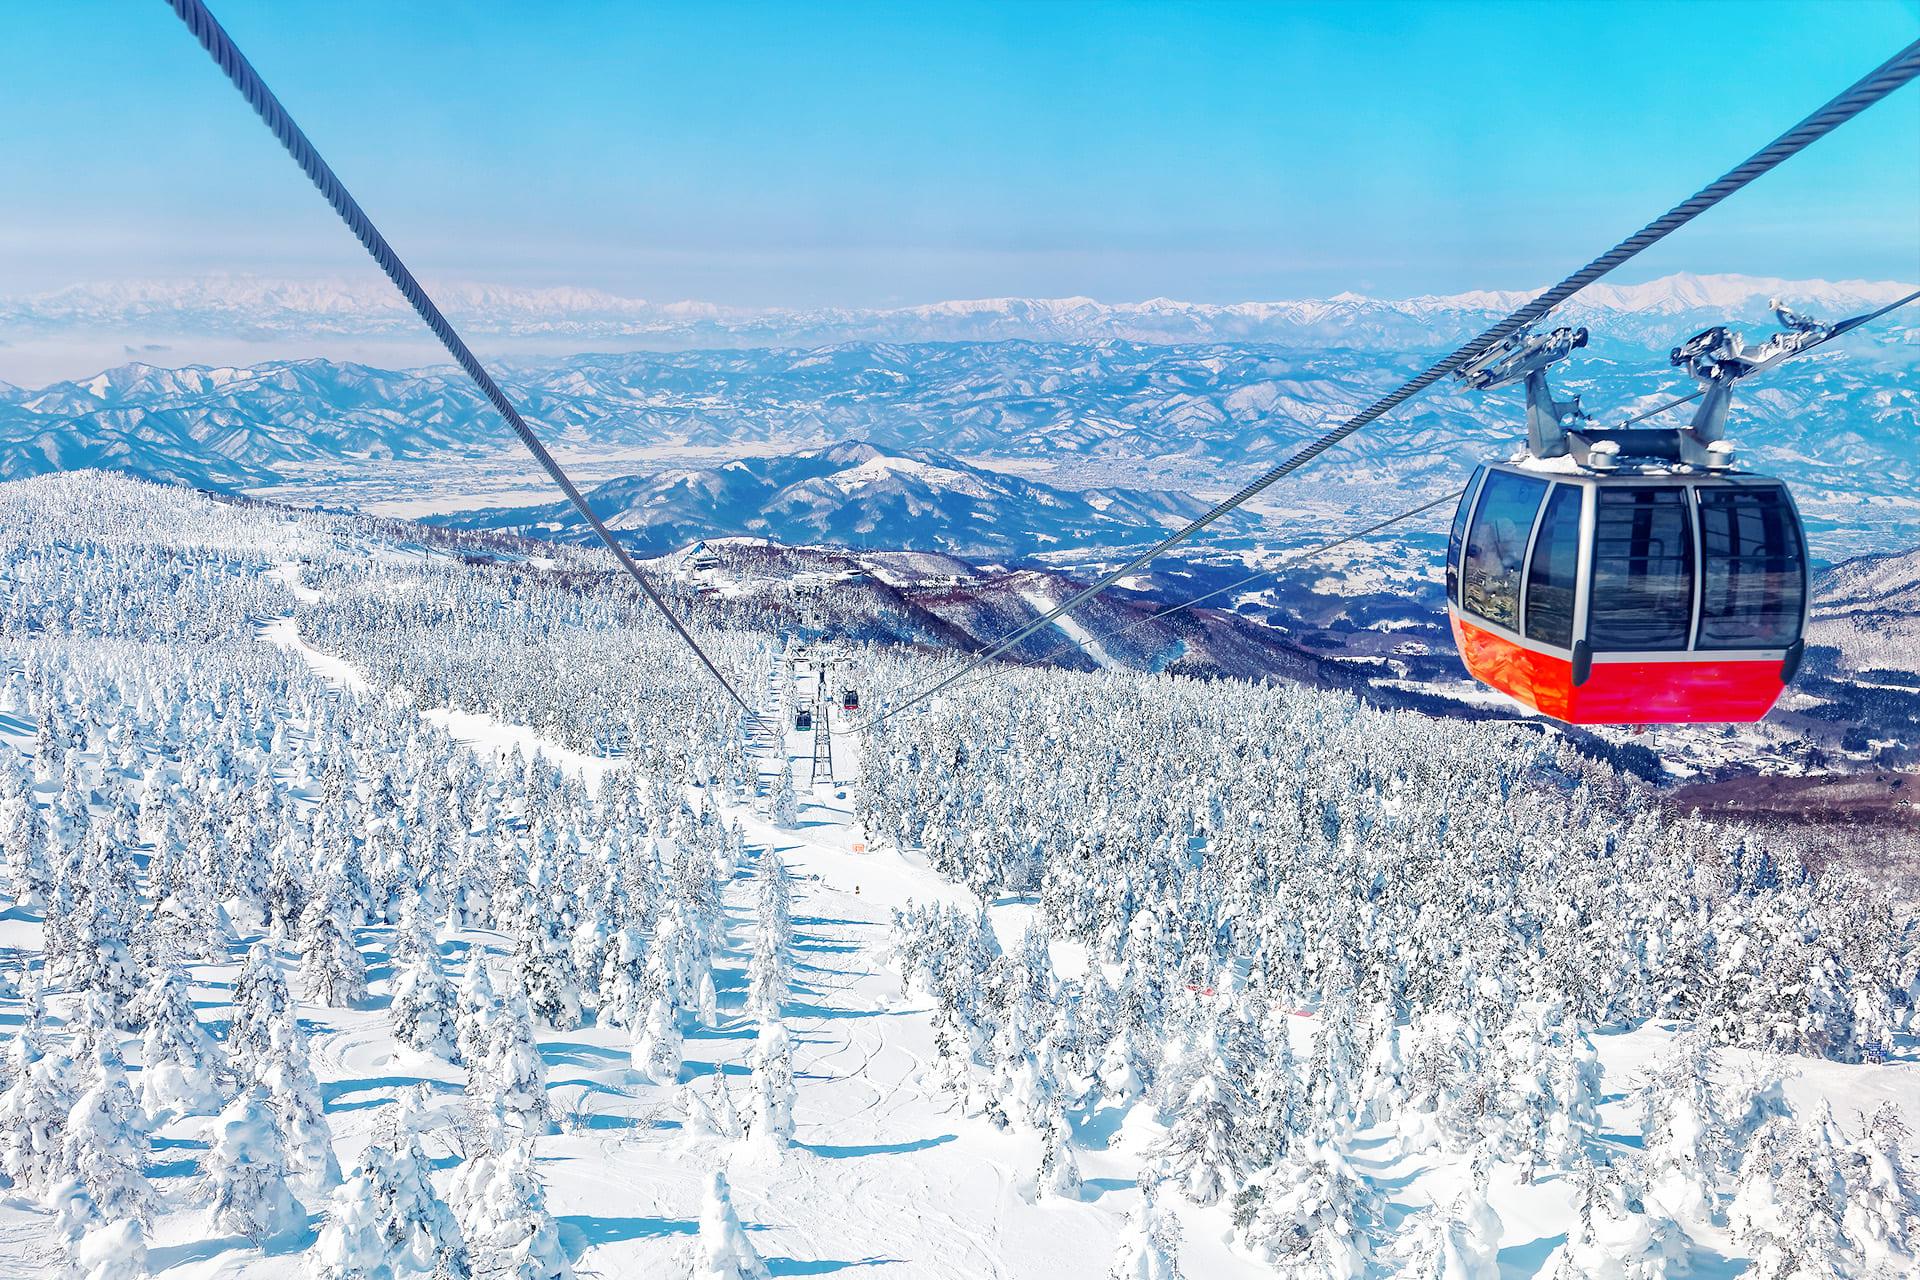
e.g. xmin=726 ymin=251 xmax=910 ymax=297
xmin=0 ymin=995 xmax=72 ymax=1194
xmin=202 ymin=1088 xmax=303 ymax=1242
xmin=1840 ymin=1101 xmax=1915 ymax=1268
xmin=482 ymin=991 xmax=556 ymax=1136
xmin=312 ymin=1125 xmax=471 ymax=1280
xmin=566 ymin=912 xmax=609 ymax=1018
xmin=1638 ymin=1034 xmax=1728 ymax=1224
xmin=1032 ymin=1104 xmax=1086 ymax=1202
xmin=1108 ymin=1175 xmax=1184 ymax=1280
xmin=690 ymin=1168 xmax=769 ymax=1280
xmin=1729 ymin=1117 xmax=1857 ymax=1280
xmin=511 ymin=903 xmax=582 ymax=1032
xmin=259 ymin=1007 xmax=341 ymax=1193
xmin=743 ymin=1063 xmax=791 ymax=1161
xmin=63 ymin=891 xmax=142 ymax=1022
xmin=748 ymin=1018 xmax=795 ymax=1136
xmin=1095 ymin=977 xmax=1153 ymax=1105
xmin=59 ymin=1047 xmax=155 ymax=1226
xmin=44 ymin=1173 xmax=100 ymax=1250
xmin=745 ymin=852 xmax=791 ymax=1022
xmin=771 ymin=759 xmax=798 ymax=828
xmin=459 ymin=1133 xmax=569 ymax=1280
xmin=136 ymin=962 xmax=225 ymax=1117
xmin=1535 ymin=1156 xmax=1686 ymax=1280
xmin=229 ymin=941 xmax=292 ymax=1082
xmin=456 ymin=951 xmax=500 ymax=1067
xmin=1154 ymin=1016 xmax=1259 ymax=1206
xmin=709 ymin=1075 xmax=744 ymax=1143
xmin=629 ymin=984 xmax=683 ymax=1087
xmin=596 ymin=925 xmax=648 ymax=1030
xmin=74 ymin=1216 xmax=148 ymax=1280
xmin=694 ymin=966 xmax=721 ymax=1031
xmin=754 ymin=847 xmax=790 ymax=935
xmin=1541 ymin=1018 xmax=1602 ymax=1172
xmin=0 ymin=757 xmax=53 ymax=910
xmin=1396 ymin=1154 xmax=1503 ymax=1280
xmin=390 ymin=903 xmax=460 ymax=1061
xmin=1233 ymin=1139 xmax=1378 ymax=1278
xmin=298 ymin=890 xmax=369 ymax=1007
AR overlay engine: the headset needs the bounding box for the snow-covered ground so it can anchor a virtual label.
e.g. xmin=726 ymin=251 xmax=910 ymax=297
xmin=95 ymin=598 xmax=1909 ymax=1280
xmin=0 ymin=472 xmax=1914 ymax=1279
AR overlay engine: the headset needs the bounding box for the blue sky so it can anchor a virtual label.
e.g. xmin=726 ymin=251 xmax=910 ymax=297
xmin=3 ymin=0 xmax=1917 ymax=305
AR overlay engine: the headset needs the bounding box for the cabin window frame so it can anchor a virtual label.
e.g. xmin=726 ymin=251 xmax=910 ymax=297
xmin=1519 ymin=482 xmax=1586 ymax=650
xmin=1583 ymin=482 xmax=1698 ymax=654
xmin=1691 ymin=482 xmax=1808 ymax=652
xmin=1447 ymin=467 xmax=1488 ymax=611
xmin=1460 ymin=469 xmax=1550 ymax=634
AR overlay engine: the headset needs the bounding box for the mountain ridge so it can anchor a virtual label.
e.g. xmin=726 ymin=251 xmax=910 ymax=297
xmin=7 ymin=272 xmax=1912 ymax=352
xmin=432 ymin=440 xmax=1259 ymax=559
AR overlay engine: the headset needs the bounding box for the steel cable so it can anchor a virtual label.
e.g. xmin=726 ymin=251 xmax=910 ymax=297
xmin=163 ymin=0 xmax=766 ymax=727
xmin=860 ymin=38 xmax=1920 ymax=730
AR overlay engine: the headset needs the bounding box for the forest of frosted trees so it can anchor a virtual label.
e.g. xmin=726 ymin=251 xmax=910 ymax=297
xmin=0 ymin=474 xmax=788 ymax=1277
xmin=0 ymin=470 xmax=1913 ymax=1279
xmin=861 ymin=661 xmax=1919 ymax=1274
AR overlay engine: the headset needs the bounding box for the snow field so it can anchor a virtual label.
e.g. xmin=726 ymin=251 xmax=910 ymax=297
xmin=0 ymin=471 xmax=1913 ymax=1279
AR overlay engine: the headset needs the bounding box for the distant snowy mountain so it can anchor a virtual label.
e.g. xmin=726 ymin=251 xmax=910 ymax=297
xmin=0 ymin=359 xmax=498 ymax=489
xmin=5 ymin=272 xmax=1911 ymax=349
xmin=3 ymin=315 xmax=1914 ymax=553
xmin=437 ymin=440 xmax=1258 ymax=558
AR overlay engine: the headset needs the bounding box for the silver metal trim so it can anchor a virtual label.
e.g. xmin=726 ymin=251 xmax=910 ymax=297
xmin=1685 ymin=486 xmax=1705 ymax=650
xmin=1592 ymin=648 xmax=1787 ymax=664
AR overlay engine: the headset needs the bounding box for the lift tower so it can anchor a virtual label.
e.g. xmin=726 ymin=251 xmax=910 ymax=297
xmin=809 ymin=665 xmax=835 ymax=788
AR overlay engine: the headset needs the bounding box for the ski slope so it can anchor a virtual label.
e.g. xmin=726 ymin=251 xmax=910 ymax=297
xmin=0 ymin=473 xmax=1913 ymax=1278
xmin=175 ymin=598 xmax=1920 ymax=1277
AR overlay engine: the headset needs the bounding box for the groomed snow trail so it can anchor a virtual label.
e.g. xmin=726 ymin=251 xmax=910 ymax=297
xmin=1016 ymin=587 xmax=1117 ymax=670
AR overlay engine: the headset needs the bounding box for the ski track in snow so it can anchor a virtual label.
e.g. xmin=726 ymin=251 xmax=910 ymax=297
xmin=1016 ymin=588 xmax=1117 ymax=670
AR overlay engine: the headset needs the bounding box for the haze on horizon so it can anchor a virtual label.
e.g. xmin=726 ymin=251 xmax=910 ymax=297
xmin=3 ymin=0 xmax=1917 ymax=322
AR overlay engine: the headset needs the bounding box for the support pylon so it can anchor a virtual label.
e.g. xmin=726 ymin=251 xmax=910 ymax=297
xmin=809 ymin=668 xmax=834 ymax=787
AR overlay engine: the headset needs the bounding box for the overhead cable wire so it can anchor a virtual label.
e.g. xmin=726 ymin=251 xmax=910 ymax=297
xmin=1024 ymin=490 xmax=1459 ymax=670
xmin=162 ymin=0 xmax=766 ymax=727
xmin=860 ymin=38 xmax=1920 ymax=731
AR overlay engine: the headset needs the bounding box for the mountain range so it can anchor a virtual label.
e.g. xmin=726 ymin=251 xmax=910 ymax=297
xmin=6 ymin=272 xmax=1913 ymax=350
xmin=434 ymin=440 xmax=1259 ymax=559
xmin=2 ymin=272 xmax=1913 ymax=560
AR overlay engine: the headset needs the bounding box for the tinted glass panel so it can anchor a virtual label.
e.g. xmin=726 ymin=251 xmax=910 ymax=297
xmin=1446 ymin=468 xmax=1485 ymax=606
xmin=1525 ymin=485 xmax=1583 ymax=647
xmin=1588 ymin=486 xmax=1694 ymax=652
xmin=1698 ymin=487 xmax=1805 ymax=649
xmin=1462 ymin=470 xmax=1548 ymax=630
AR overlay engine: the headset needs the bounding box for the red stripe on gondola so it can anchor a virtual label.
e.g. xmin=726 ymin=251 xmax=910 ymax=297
xmin=1449 ymin=614 xmax=1786 ymax=725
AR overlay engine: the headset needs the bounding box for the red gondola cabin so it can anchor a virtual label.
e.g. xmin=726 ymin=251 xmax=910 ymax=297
xmin=1445 ymin=462 xmax=1807 ymax=724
